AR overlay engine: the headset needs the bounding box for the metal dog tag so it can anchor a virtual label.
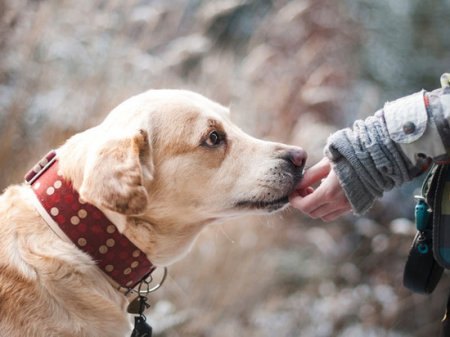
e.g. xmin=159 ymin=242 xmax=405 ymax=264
xmin=127 ymin=296 xmax=144 ymax=315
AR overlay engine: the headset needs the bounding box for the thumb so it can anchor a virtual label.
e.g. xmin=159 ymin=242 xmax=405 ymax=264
xmin=297 ymin=157 xmax=331 ymax=189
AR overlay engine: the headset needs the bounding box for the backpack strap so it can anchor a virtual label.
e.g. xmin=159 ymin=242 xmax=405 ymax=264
xmin=403 ymin=165 xmax=444 ymax=293
xmin=428 ymin=164 xmax=450 ymax=268
xmin=422 ymin=163 xmax=450 ymax=336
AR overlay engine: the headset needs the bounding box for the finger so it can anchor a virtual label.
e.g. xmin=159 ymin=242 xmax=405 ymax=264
xmin=309 ymin=203 xmax=343 ymax=219
xmin=297 ymin=157 xmax=331 ymax=189
xmin=289 ymin=192 xmax=323 ymax=214
xmin=292 ymin=186 xmax=314 ymax=198
xmin=321 ymin=208 xmax=352 ymax=222
xmin=300 ymin=186 xmax=314 ymax=197
xmin=307 ymin=189 xmax=351 ymax=218
xmin=291 ymin=177 xmax=337 ymax=214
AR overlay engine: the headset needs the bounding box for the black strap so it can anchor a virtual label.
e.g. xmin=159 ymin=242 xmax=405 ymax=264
xmin=431 ymin=164 xmax=450 ymax=269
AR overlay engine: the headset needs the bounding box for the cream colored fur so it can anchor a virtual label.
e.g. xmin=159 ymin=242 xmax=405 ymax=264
xmin=0 ymin=90 xmax=305 ymax=337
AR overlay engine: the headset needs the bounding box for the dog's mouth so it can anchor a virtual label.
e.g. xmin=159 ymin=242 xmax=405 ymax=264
xmin=234 ymin=169 xmax=304 ymax=213
xmin=234 ymin=195 xmax=290 ymax=212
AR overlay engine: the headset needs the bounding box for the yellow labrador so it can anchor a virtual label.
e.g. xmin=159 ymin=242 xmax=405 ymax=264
xmin=0 ymin=90 xmax=306 ymax=337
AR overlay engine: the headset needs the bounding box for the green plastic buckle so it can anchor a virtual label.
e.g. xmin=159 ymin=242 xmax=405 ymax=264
xmin=415 ymin=197 xmax=430 ymax=231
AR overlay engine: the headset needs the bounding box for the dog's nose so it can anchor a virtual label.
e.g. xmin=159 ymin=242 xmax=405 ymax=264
xmin=286 ymin=148 xmax=307 ymax=168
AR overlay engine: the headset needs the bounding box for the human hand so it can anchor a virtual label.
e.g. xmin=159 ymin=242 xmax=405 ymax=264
xmin=289 ymin=157 xmax=352 ymax=222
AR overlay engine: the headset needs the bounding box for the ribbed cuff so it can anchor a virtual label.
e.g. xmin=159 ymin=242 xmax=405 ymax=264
xmin=330 ymin=157 xmax=377 ymax=215
xmin=325 ymin=129 xmax=379 ymax=214
xmin=324 ymin=111 xmax=417 ymax=215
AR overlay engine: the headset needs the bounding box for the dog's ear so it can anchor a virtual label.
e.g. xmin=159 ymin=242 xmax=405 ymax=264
xmin=79 ymin=129 xmax=154 ymax=215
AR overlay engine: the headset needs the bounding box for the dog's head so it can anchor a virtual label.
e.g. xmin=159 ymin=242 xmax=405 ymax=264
xmin=59 ymin=90 xmax=306 ymax=264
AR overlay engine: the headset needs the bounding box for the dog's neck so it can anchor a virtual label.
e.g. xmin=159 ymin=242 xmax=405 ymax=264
xmin=123 ymin=215 xmax=208 ymax=266
xmin=25 ymin=151 xmax=156 ymax=290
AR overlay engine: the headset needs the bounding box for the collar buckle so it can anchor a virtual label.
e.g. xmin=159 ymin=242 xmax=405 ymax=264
xmin=125 ymin=267 xmax=168 ymax=296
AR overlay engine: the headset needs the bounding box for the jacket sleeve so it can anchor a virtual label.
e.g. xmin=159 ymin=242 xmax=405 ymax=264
xmin=325 ymin=74 xmax=450 ymax=215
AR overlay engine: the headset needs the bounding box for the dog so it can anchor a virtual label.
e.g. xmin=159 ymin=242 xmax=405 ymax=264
xmin=0 ymin=90 xmax=306 ymax=337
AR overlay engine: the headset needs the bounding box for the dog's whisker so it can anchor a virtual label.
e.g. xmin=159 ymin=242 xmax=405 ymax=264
xmin=218 ymin=225 xmax=236 ymax=244
xmin=166 ymin=274 xmax=191 ymax=300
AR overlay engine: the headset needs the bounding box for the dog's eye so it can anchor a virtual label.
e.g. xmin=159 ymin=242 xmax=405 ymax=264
xmin=205 ymin=131 xmax=222 ymax=147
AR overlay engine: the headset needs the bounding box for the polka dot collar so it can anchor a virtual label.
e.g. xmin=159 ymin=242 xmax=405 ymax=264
xmin=25 ymin=151 xmax=155 ymax=289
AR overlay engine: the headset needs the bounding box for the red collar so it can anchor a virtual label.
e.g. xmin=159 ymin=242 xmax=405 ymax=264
xmin=25 ymin=151 xmax=155 ymax=289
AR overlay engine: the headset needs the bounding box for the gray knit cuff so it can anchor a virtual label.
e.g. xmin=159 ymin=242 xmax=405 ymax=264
xmin=325 ymin=110 xmax=418 ymax=215
xmin=328 ymin=138 xmax=381 ymax=215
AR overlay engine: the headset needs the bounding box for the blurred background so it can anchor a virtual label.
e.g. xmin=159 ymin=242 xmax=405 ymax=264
xmin=1 ymin=0 xmax=450 ymax=336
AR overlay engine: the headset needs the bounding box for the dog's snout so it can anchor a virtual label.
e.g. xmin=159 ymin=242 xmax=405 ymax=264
xmin=285 ymin=148 xmax=307 ymax=168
